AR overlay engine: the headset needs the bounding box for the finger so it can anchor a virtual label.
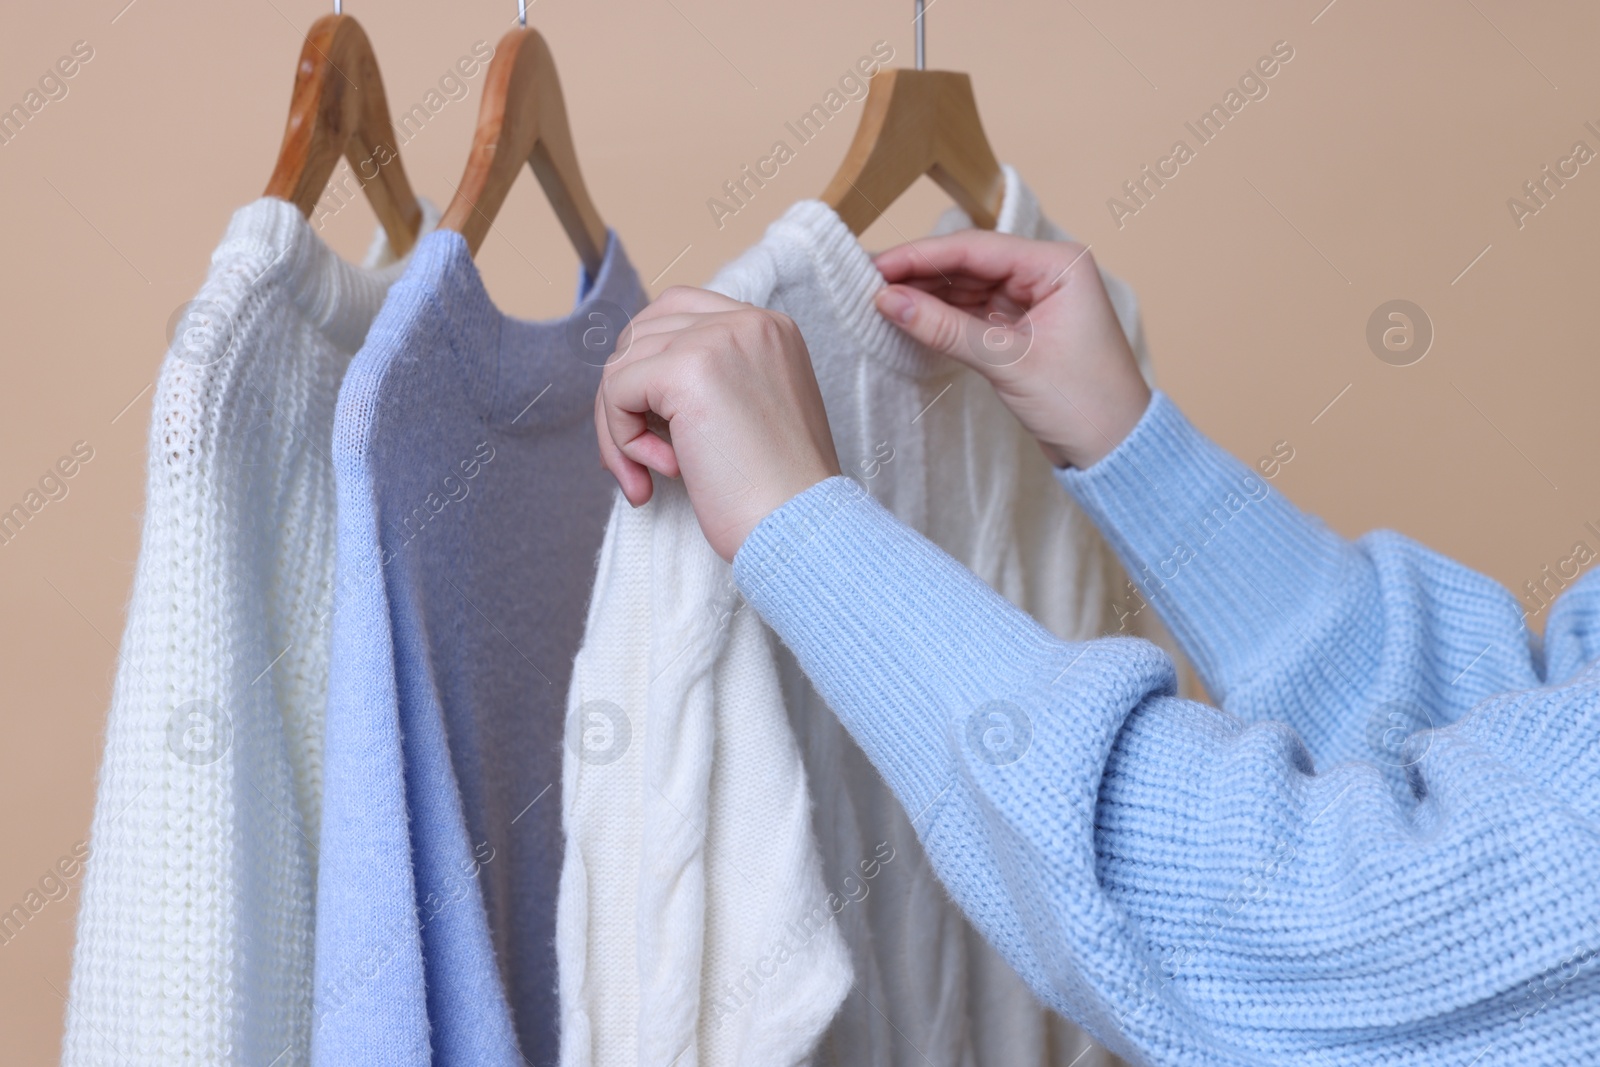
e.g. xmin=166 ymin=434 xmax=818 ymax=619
xmin=599 ymin=353 xmax=684 ymax=483
xmin=606 ymin=319 xmax=678 ymax=370
xmin=594 ymin=382 xmax=654 ymax=506
xmin=874 ymin=283 xmax=989 ymax=365
xmin=635 ymin=285 xmax=744 ymax=322
xmin=895 ymin=276 xmax=1004 ymax=303
xmin=875 ymin=232 xmax=1087 ymax=305
xmin=613 ymin=313 xmax=697 ymax=365
xmin=618 ymin=308 xmax=753 ymax=349
xmin=620 ymin=312 xmax=702 ymax=340
xmin=896 ymin=273 xmax=999 ymax=293
xmin=613 ymin=310 xmax=763 ymax=374
xmin=874 ymin=231 xmax=1021 ymax=284
xmin=621 ymin=420 xmax=679 ymax=479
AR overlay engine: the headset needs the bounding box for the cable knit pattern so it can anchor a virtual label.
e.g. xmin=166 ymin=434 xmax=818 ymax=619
xmin=559 ymin=480 xmax=851 ymax=1067
xmin=64 ymin=197 xmax=435 ymax=1067
xmin=559 ymin=168 xmax=1149 ymax=1067
xmin=732 ymin=393 xmax=1600 ymax=1066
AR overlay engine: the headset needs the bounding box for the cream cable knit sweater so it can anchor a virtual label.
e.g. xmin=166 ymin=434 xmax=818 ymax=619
xmin=558 ymin=169 xmax=1148 ymax=1067
xmin=558 ymin=460 xmax=853 ymax=1066
xmin=64 ymin=198 xmax=435 ymax=1067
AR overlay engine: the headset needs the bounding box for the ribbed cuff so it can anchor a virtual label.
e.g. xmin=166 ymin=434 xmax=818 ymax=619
xmin=733 ymin=477 xmax=1070 ymax=822
xmin=1057 ymin=391 xmax=1349 ymax=696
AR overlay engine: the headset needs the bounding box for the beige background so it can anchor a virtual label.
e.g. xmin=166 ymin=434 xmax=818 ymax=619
xmin=3 ymin=0 xmax=1598 ymax=1060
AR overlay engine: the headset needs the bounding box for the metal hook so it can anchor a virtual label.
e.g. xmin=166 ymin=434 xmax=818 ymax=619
xmin=914 ymin=0 xmax=925 ymax=70
xmin=519 ymin=0 xmax=528 ymax=26
xmin=333 ymin=0 xmax=341 ymax=13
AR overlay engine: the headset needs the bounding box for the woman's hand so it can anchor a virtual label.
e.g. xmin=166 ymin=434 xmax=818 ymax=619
xmin=874 ymin=231 xmax=1151 ymax=469
xmin=595 ymin=286 xmax=841 ymax=562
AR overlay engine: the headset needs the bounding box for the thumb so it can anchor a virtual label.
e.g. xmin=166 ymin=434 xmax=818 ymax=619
xmin=874 ymin=285 xmax=986 ymax=368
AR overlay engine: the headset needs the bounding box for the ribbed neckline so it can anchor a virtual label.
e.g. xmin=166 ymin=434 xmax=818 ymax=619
xmin=214 ymin=196 xmax=442 ymax=353
xmin=393 ymin=226 xmax=644 ymax=429
xmin=761 ymin=165 xmax=1036 ymax=381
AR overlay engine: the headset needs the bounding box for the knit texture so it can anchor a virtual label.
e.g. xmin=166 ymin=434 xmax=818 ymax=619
xmin=310 ymin=228 xmax=644 ymax=1067
xmin=64 ymin=197 xmax=436 ymax=1067
xmin=558 ymin=167 xmax=1146 ymax=1067
xmin=734 ymin=391 xmax=1600 ymax=1066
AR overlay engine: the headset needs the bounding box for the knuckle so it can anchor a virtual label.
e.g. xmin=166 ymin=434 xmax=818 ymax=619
xmin=931 ymin=313 xmax=965 ymax=355
xmin=651 ymin=286 xmax=701 ymax=314
xmin=680 ymin=334 xmax=718 ymax=373
xmin=727 ymin=309 xmax=771 ymax=342
xmin=752 ymin=309 xmax=796 ymax=346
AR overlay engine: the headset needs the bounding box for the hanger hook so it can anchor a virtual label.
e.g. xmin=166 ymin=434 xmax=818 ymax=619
xmin=914 ymin=0 xmax=925 ymax=70
xmin=519 ymin=0 xmax=528 ymax=26
xmin=333 ymin=0 xmax=341 ymax=13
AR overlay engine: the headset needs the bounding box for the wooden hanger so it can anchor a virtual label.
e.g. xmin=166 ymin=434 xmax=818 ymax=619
xmin=822 ymin=1 xmax=1004 ymax=235
xmin=439 ymin=23 xmax=608 ymax=275
xmin=264 ymin=11 xmax=423 ymax=257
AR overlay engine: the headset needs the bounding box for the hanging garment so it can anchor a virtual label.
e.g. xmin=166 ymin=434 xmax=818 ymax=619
xmin=558 ymin=166 xmax=1150 ymax=1067
xmin=64 ymin=197 xmax=437 ymax=1067
xmin=310 ymin=229 xmax=645 ymax=1067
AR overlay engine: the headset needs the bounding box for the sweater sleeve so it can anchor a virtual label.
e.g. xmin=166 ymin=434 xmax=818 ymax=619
xmin=732 ymin=476 xmax=1600 ymax=1062
xmin=1057 ymin=391 xmax=1543 ymax=766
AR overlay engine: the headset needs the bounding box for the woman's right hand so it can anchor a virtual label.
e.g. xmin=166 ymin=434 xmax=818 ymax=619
xmin=873 ymin=231 xmax=1151 ymax=470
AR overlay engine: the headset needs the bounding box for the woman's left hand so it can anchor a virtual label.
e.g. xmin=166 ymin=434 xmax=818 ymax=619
xmin=595 ymin=286 xmax=842 ymax=562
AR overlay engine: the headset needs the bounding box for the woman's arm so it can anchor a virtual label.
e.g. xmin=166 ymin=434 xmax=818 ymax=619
xmin=593 ymin=270 xmax=1600 ymax=1061
xmin=1058 ymin=391 xmax=1542 ymax=764
xmin=870 ymin=232 xmax=1546 ymax=764
xmin=736 ymin=475 xmax=1600 ymax=1064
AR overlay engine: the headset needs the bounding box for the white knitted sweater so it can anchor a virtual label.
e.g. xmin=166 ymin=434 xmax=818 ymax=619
xmin=64 ymin=198 xmax=434 ymax=1067
xmin=558 ymin=169 xmax=1149 ymax=1067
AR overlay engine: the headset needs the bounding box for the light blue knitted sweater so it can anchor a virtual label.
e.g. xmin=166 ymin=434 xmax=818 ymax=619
xmin=313 ymin=229 xmax=644 ymax=1065
xmin=732 ymin=390 xmax=1600 ymax=1066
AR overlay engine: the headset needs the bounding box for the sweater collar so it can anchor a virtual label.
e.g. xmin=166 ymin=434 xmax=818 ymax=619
xmin=762 ymin=165 xmax=1041 ymax=381
xmin=394 ymin=226 xmax=646 ymax=430
xmin=936 ymin=164 xmax=1044 ymax=238
xmin=216 ymin=196 xmax=442 ymax=352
